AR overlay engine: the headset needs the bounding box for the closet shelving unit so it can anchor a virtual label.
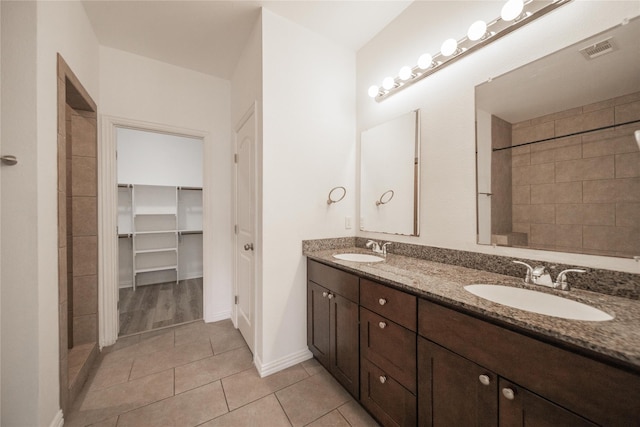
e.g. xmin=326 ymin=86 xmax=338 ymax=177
xmin=118 ymin=183 xmax=203 ymax=290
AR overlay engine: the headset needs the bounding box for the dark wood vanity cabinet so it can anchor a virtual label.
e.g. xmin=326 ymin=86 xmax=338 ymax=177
xmin=418 ymin=299 xmax=640 ymax=427
xmin=360 ymin=279 xmax=417 ymax=427
xmin=307 ymin=260 xmax=359 ymax=398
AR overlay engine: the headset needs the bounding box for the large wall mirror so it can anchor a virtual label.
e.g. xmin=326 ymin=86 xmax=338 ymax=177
xmin=361 ymin=110 xmax=420 ymax=236
xmin=476 ymin=17 xmax=640 ymax=258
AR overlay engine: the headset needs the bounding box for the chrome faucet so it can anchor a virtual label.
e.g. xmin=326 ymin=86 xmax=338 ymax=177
xmin=366 ymin=240 xmax=392 ymax=256
xmin=554 ymin=268 xmax=586 ymax=291
xmin=513 ymin=260 xmax=585 ymax=290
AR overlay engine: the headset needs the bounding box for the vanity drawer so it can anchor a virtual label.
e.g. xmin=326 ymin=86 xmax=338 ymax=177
xmin=308 ymin=259 xmax=359 ymax=302
xmin=361 ymin=279 xmax=416 ymax=331
xmin=361 ymin=307 xmax=416 ymax=393
xmin=361 ymin=357 xmax=416 ymax=427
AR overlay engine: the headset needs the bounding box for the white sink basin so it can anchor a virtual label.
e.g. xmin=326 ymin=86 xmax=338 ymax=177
xmin=333 ymin=253 xmax=385 ymax=263
xmin=464 ymin=284 xmax=613 ymax=321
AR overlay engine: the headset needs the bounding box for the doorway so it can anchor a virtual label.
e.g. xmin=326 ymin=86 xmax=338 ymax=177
xmin=116 ymin=127 xmax=204 ymax=336
xmin=57 ymin=55 xmax=99 ymax=414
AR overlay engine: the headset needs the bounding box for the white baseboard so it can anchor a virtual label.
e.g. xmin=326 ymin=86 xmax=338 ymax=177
xmin=255 ymin=348 xmax=314 ymax=378
xmin=49 ymin=409 xmax=64 ymax=427
xmin=205 ymin=309 xmax=231 ymax=323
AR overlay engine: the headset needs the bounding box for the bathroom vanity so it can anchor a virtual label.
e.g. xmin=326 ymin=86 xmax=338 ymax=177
xmin=306 ymin=250 xmax=640 ymax=427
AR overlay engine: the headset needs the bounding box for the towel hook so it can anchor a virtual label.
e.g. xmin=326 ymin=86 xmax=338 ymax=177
xmin=376 ymin=189 xmax=394 ymax=206
xmin=327 ymin=186 xmax=346 ymax=205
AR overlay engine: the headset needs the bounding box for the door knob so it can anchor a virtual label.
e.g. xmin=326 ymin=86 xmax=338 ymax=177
xmin=1 ymin=155 xmax=18 ymax=166
xmin=322 ymin=292 xmax=328 ymax=298
xmin=478 ymin=374 xmax=491 ymax=386
xmin=378 ymin=321 xmax=387 ymax=329
xmin=244 ymin=243 xmax=254 ymax=251
xmin=379 ymin=375 xmax=387 ymax=384
xmin=502 ymin=387 xmax=516 ymax=400
xmin=378 ymin=298 xmax=387 ymax=306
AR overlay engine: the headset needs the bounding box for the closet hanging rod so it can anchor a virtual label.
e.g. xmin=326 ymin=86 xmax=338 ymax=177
xmin=492 ymin=119 xmax=640 ymax=152
xmin=177 ymin=186 xmax=202 ymax=191
xmin=117 ymin=183 xmax=132 ymax=188
xmin=179 ymin=230 xmax=203 ymax=236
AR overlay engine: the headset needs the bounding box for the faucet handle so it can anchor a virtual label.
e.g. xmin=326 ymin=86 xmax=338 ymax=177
xmin=555 ymin=268 xmax=586 ymax=291
xmin=381 ymin=242 xmax=392 ymax=256
xmin=513 ymin=260 xmax=534 ymax=284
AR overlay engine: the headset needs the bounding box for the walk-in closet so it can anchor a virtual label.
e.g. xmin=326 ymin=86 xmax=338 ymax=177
xmin=116 ymin=127 xmax=204 ymax=335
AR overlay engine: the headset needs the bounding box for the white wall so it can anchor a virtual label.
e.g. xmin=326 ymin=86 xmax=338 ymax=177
xmin=1 ymin=1 xmax=100 ymax=425
xmin=100 ymin=46 xmax=233 ymax=322
xmin=260 ymin=9 xmax=356 ymax=373
xmin=357 ymin=0 xmax=640 ymax=274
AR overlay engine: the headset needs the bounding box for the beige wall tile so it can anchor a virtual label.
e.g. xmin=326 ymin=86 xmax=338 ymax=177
xmin=529 ymin=162 xmax=555 ymax=184
xmin=583 ymin=107 xmax=614 ymax=132
xmin=555 ymin=224 xmax=583 ymax=250
xmin=73 ymin=313 xmax=97 ymax=345
xmin=58 ymin=246 xmax=67 ymax=304
xmin=529 ymin=204 xmax=555 ymax=224
xmin=512 ymin=120 xmax=531 ymax=130
xmin=532 ymin=106 xmax=582 ymax=125
xmin=583 ymin=98 xmax=617 ymax=113
xmin=71 ymin=113 xmax=97 ymax=158
xmin=72 ymin=236 xmax=98 ymax=276
xmin=582 ymin=203 xmax=616 ymax=226
xmin=615 ymin=100 xmax=640 ymax=123
xmin=583 ymin=179 xmax=617 ymax=203
xmin=72 ymin=196 xmax=97 ymax=236
xmin=512 ymin=165 xmax=530 ymax=186
xmin=616 ymin=177 xmax=640 ymax=202
xmin=512 ymin=185 xmax=530 ymax=205
xmin=615 ymin=91 xmax=640 ymax=105
xmin=59 ymin=301 xmax=68 ymax=359
xmin=552 ymin=182 xmax=582 ymax=204
xmin=58 ymin=190 xmax=66 ymax=247
xmin=58 ymin=133 xmax=66 ymax=193
xmin=555 ymin=156 xmax=614 ymax=182
xmin=616 ymin=202 xmax=640 ymax=227
xmin=530 ymin=136 xmax=581 ymax=165
xmin=512 ymin=205 xmax=530 ymax=223
xmin=512 ymin=152 xmax=530 ymax=167
xmin=530 ymin=224 xmax=555 ymax=246
xmin=615 ymin=152 xmax=640 ymax=178
xmin=584 ymin=225 xmax=640 ymax=254
xmin=512 ymin=121 xmax=555 ymax=145
xmin=71 ymin=156 xmax=97 ymax=197
xmin=530 ymin=184 xmax=553 ymax=204
xmin=555 ymin=204 xmax=582 ymax=225
xmin=512 ymin=223 xmax=530 ymax=235
xmin=73 ymin=275 xmax=97 ymax=316
xmin=614 ymin=132 xmax=640 ymax=154
xmin=555 ymin=114 xmax=583 ymax=137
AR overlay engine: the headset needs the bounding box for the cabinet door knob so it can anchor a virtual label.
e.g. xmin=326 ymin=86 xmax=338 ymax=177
xmin=478 ymin=374 xmax=491 ymax=386
xmin=378 ymin=298 xmax=387 ymax=306
xmin=244 ymin=243 xmax=254 ymax=251
xmin=327 ymin=293 xmax=334 ymax=299
xmin=378 ymin=321 xmax=387 ymax=329
xmin=379 ymin=375 xmax=387 ymax=384
xmin=322 ymin=291 xmax=328 ymax=298
xmin=502 ymin=387 xmax=516 ymax=400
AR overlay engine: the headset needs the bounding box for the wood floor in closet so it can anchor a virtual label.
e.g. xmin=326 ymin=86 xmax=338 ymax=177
xmin=119 ymin=278 xmax=203 ymax=336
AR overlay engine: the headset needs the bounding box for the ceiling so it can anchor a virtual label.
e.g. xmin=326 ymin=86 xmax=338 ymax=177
xmin=82 ymin=0 xmax=413 ymax=80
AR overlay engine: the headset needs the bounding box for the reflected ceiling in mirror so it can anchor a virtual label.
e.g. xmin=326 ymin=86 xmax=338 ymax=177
xmin=361 ymin=110 xmax=420 ymax=236
xmin=476 ymin=17 xmax=640 ymax=258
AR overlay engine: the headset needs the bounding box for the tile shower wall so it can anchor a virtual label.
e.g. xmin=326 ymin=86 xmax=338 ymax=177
xmin=509 ymin=92 xmax=640 ymax=257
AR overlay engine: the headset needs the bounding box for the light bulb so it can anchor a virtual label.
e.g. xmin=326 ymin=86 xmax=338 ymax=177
xmin=368 ymin=85 xmax=379 ymax=98
xmin=441 ymin=38 xmax=458 ymax=57
xmin=467 ymin=20 xmax=487 ymax=41
xmin=382 ymin=77 xmax=395 ymax=90
xmin=399 ymin=66 xmax=412 ymax=81
xmin=501 ymin=0 xmax=523 ymax=21
xmin=417 ymin=53 xmax=433 ymax=70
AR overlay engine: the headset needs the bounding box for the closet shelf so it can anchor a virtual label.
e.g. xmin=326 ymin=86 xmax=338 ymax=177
xmin=134 ymin=212 xmax=177 ymax=217
xmin=134 ymin=248 xmax=178 ymax=254
xmin=134 ymin=230 xmax=177 ymax=235
xmin=135 ymin=266 xmax=178 ymax=274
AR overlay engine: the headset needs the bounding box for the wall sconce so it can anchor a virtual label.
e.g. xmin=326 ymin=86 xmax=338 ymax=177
xmin=368 ymin=0 xmax=572 ymax=102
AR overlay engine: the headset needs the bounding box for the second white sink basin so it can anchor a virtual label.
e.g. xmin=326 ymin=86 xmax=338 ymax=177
xmin=333 ymin=253 xmax=385 ymax=263
xmin=464 ymin=284 xmax=613 ymax=321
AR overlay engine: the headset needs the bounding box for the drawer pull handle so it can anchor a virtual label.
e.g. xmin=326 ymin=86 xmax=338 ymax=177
xmin=322 ymin=292 xmax=328 ymax=298
xmin=502 ymin=387 xmax=516 ymax=401
xmin=379 ymin=375 xmax=387 ymax=384
xmin=478 ymin=374 xmax=490 ymax=386
xmin=378 ymin=321 xmax=387 ymax=329
xmin=327 ymin=293 xmax=334 ymax=299
xmin=378 ymin=298 xmax=387 ymax=306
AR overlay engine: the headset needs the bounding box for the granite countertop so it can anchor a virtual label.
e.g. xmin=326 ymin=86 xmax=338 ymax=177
xmin=304 ymin=247 xmax=640 ymax=371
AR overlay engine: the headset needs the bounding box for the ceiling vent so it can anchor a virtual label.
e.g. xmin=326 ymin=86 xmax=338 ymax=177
xmin=579 ymin=37 xmax=617 ymax=60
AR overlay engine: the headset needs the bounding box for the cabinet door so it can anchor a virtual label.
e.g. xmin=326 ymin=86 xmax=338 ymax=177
xmin=498 ymin=379 xmax=597 ymax=427
xmin=307 ymin=281 xmax=331 ymax=368
xmin=331 ymin=293 xmax=359 ymax=398
xmin=418 ymin=338 xmax=497 ymax=427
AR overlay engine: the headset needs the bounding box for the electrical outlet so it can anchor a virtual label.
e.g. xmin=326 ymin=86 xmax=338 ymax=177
xmin=345 ymin=216 xmax=352 ymax=229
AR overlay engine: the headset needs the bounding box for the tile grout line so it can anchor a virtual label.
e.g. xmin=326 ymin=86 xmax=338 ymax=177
xmin=274 ymin=392 xmax=295 ymax=427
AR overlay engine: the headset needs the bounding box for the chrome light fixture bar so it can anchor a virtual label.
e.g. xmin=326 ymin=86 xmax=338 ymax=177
xmin=371 ymin=0 xmax=572 ymax=102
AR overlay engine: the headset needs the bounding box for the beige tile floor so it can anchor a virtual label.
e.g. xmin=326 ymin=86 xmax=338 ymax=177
xmin=65 ymin=319 xmax=380 ymax=427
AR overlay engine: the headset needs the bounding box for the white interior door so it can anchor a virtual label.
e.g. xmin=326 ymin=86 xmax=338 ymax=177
xmin=234 ymin=106 xmax=256 ymax=354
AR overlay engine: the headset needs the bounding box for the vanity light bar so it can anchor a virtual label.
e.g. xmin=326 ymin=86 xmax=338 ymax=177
xmin=370 ymin=0 xmax=572 ymax=102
